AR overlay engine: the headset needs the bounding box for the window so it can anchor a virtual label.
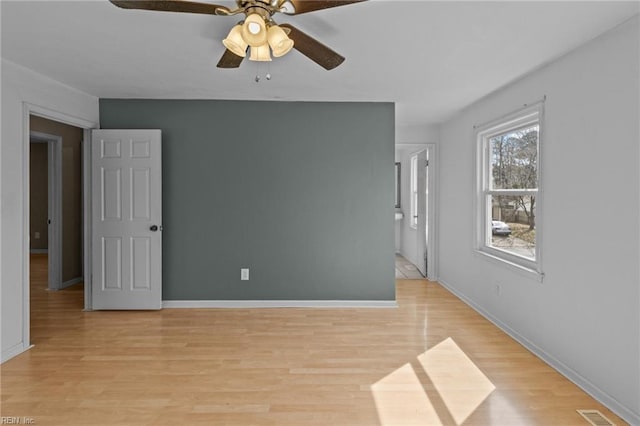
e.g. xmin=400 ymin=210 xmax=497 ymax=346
xmin=410 ymin=154 xmax=418 ymax=228
xmin=475 ymin=103 xmax=543 ymax=277
xmin=395 ymin=162 xmax=401 ymax=208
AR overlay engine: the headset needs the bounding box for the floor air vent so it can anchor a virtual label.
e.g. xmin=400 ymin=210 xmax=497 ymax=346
xmin=577 ymin=409 xmax=615 ymax=426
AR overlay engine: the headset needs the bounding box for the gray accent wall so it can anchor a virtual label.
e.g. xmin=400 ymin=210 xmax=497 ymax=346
xmin=100 ymin=99 xmax=395 ymax=301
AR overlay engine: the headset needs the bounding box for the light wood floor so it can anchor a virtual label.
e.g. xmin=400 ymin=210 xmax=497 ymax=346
xmin=0 ymin=254 xmax=625 ymax=425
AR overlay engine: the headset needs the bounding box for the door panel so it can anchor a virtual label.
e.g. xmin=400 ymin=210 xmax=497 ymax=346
xmin=102 ymin=168 xmax=122 ymax=220
xmin=131 ymin=169 xmax=150 ymax=220
xmin=92 ymin=129 xmax=161 ymax=310
xmin=131 ymin=237 xmax=151 ymax=290
xmin=102 ymin=237 xmax=122 ymax=290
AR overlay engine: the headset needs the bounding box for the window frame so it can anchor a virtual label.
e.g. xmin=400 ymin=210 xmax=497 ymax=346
xmin=474 ymin=102 xmax=544 ymax=280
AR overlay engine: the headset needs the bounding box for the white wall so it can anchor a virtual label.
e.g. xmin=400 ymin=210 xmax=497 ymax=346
xmin=438 ymin=16 xmax=639 ymax=423
xmin=1 ymin=59 xmax=99 ymax=362
xmin=396 ymin=123 xmax=440 ymax=145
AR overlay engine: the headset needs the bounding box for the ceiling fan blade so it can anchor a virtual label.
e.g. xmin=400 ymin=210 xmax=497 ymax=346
xmin=109 ymin=1 xmax=230 ymax=15
xmin=279 ymin=24 xmax=344 ymax=70
xmin=217 ymin=49 xmax=245 ymax=68
xmin=284 ymin=0 xmax=366 ymax=15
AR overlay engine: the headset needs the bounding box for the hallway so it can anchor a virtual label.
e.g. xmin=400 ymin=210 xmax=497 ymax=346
xmin=395 ymin=254 xmax=423 ymax=279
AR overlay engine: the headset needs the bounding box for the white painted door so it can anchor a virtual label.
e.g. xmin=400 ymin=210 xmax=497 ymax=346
xmin=416 ymin=149 xmax=427 ymax=277
xmin=91 ymin=129 xmax=162 ymax=310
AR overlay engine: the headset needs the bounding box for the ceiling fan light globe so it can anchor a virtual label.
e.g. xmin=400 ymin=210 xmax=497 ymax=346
xmin=267 ymin=25 xmax=294 ymax=57
xmin=223 ymin=39 xmax=247 ymax=58
xmin=248 ymin=22 xmax=261 ymax=35
xmin=242 ymin=13 xmax=268 ymax=47
xmin=271 ymin=39 xmax=294 ymax=57
xmin=249 ymin=44 xmax=272 ymax=62
xmin=222 ymin=25 xmax=248 ymax=57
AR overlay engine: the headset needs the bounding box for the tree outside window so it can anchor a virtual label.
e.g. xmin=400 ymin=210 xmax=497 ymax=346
xmin=489 ymin=125 xmax=538 ymax=259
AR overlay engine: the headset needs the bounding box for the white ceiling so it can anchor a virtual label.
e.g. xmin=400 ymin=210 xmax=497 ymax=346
xmin=2 ymin=1 xmax=638 ymax=140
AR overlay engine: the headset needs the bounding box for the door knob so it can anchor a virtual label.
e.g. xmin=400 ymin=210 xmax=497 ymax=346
xmin=150 ymin=225 xmax=158 ymax=232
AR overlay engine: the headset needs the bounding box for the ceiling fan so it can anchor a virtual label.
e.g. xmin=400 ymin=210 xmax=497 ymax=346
xmin=109 ymin=0 xmax=367 ymax=70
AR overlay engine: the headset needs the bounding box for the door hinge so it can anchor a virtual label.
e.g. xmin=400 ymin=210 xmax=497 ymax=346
xmin=425 ymin=160 xmax=429 ymax=167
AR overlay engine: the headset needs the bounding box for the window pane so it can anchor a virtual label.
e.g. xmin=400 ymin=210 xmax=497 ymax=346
xmin=410 ymin=155 xmax=418 ymax=228
xmin=490 ymin=125 xmax=538 ymax=190
xmin=489 ymin=194 xmax=536 ymax=260
xmin=395 ymin=163 xmax=401 ymax=208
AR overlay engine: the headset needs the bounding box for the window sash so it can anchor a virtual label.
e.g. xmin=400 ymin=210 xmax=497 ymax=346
xmin=487 ymin=123 xmax=539 ymax=191
xmin=483 ymin=193 xmax=537 ymax=258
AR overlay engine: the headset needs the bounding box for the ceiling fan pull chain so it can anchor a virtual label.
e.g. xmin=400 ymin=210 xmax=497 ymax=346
xmin=254 ymin=62 xmax=272 ymax=82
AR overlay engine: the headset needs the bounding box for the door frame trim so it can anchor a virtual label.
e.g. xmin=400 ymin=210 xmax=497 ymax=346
xmin=83 ymin=131 xmax=93 ymax=310
xmin=22 ymin=102 xmax=97 ymax=349
xmin=29 ymin=131 xmax=63 ymax=291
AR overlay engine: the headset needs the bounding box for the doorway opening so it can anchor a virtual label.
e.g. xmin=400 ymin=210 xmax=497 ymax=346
xmin=25 ymin=109 xmax=93 ymax=347
xmin=29 ymin=131 xmax=62 ymax=291
xmin=394 ymin=144 xmax=437 ymax=281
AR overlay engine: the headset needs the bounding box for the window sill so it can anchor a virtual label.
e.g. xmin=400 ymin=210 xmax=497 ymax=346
xmin=474 ymin=249 xmax=544 ymax=282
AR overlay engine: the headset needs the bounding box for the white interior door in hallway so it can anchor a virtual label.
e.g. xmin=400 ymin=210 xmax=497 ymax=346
xmin=415 ymin=149 xmax=428 ymax=277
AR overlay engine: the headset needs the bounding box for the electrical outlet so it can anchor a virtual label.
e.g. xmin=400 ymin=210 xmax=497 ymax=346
xmin=241 ymin=268 xmax=249 ymax=281
xmin=495 ymin=284 xmax=502 ymax=296
xmin=34 ymin=232 xmax=40 ymax=239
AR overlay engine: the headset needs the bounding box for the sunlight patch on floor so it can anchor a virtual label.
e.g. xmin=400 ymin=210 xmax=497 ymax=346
xmin=371 ymin=337 xmax=495 ymax=425
xmin=371 ymin=363 xmax=442 ymax=425
xmin=417 ymin=337 xmax=495 ymax=425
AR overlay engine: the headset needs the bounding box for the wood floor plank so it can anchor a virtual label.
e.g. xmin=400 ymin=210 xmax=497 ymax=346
xmin=0 ymin=254 xmax=626 ymax=425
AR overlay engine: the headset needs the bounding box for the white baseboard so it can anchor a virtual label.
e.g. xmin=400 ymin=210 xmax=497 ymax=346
xmin=163 ymin=300 xmax=398 ymax=309
xmin=1 ymin=342 xmax=33 ymax=363
xmin=60 ymin=276 xmax=83 ymax=289
xmin=29 ymin=249 xmax=48 ymax=254
xmin=437 ymin=278 xmax=640 ymax=426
